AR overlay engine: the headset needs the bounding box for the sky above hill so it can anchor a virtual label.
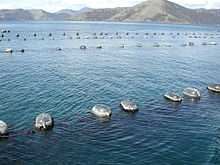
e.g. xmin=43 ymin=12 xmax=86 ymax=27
xmin=0 ymin=0 xmax=219 ymax=12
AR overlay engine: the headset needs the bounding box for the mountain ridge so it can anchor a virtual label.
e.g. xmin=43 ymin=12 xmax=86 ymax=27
xmin=0 ymin=0 xmax=220 ymax=25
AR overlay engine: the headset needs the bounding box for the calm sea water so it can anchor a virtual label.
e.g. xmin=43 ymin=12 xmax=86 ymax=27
xmin=0 ymin=21 xmax=220 ymax=165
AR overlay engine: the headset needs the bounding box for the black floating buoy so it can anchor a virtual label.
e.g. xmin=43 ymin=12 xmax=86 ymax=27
xmin=49 ymin=33 xmax=52 ymax=37
xmin=1 ymin=30 xmax=7 ymax=33
xmin=16 ymin=34 xmax=20 ymax=37
xmin=20 ymin=49 xmax=25 ymax=53
xmin=56 ymin=47 xmax=62 ymax=51
xmin=96 ymin=45 xmax=102 ymax=49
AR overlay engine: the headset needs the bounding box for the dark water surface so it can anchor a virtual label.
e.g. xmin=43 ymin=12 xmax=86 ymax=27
xmin=0 ymin=21 xmax=220 ymax=164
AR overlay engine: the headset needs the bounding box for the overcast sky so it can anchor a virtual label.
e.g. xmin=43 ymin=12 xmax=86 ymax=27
xmin=0 ymin=0 xmax=220 ymax=12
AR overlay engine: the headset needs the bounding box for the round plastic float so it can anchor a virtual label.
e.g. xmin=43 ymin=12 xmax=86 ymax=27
xmin=0 ymin=120 xmax=8 ymax=136
xmin=164 ymin=92 xmax=183 ymax=102
xmin=4 ymin=48 xmax=13 ymax=53
xmin=120 ymin=100 xmax=138 ymax=112
xmin=35 ymin=113 xmax=54 ymax=131
xmin=80 ymin=45 xmax=87 ymax=50
xmin=208 ymin=84 xmax=220 ymax=93
xmin=183 ymin=87 xmax=201 ymax=99
xmin=91 ymin=104 xmax=112 ymax=118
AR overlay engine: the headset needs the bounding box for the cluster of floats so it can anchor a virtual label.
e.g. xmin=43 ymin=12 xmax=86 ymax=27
xmin=0 ymin=84 xmax=220 ymax=138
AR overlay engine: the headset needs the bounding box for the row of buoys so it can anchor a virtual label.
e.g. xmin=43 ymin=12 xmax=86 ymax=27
xmin=165 ymin=85 xmax=220 ymax=103
xmin=89 ymin=100 xmax=139 ymax=118
xmin=0 ymin=113 xmax=54 ymax=138
xmin=1 ymin=30 xmax=220 ymax=39
xmin=1 ymin=29 xmax=10 ymax=33
xmin=1 ymin=40 xmax=218 ymax=55
xmin=0 ymin=85 xmax=219 ymax=138
xmin=2 ymin=35 xmax=219 ymax=40
xmin=3 ymin=48 xmax=24 ymax=53
xmin=0 ymin=100 xmax=138 ymax=138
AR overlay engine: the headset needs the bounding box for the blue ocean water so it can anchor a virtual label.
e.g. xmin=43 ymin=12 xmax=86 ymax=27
xmin=0 ymin=21 xmax=220 ymax=164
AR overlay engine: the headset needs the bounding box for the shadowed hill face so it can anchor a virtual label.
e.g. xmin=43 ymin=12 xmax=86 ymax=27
xmin=0 ymin=0 xmax=220 ymax=24
xmin=71 ymin=0 xmax=220 ymax=24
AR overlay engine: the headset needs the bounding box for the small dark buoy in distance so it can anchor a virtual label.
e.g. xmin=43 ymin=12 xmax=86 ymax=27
xmin=1 ymin=30 xmax=7 ymax=33
xmin=188 ymin=42 xmax=194 ymax=46
xmin=96 ymin=45 xmax=102 ymax=49
xmin=80 ymin=45 xmax=87 ymax=50
xmin=120 ymin=44 xmax=125 ymax=48
xmin=56 ymin=47 xmax=62 ymax=51
xmin=4 ymin=48 xmax=13 ymax=53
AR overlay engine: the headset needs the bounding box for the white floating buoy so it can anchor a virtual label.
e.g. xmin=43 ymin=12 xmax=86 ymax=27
xmin=96 ymin=45 xmax=102 ymax=49
xmin=0 ymin=120 xmax=8 ymax=136
xmin=208 ymin=84 xmax=220 ymax=93
xmin=164 ymin=92 xmax=183 ymax=102
xmin=183 ymin=87 xmax=201 ymax=99
xmin=153 ymin=43 xmax=160 ymax=47
xmin=35 ymin=113 xmax=54 ymax=131
xmin=4 ymin=48 xmax=13 ymax=53
xmin=91 ymin=104 xmax=112 ymax=118
xmin=80 ymin=45 xmax=87 ymax=50
xmin=208 ymin=42 xmax=217 ymax=45
xmin=120 ymin=100 xmax=138 ymax=112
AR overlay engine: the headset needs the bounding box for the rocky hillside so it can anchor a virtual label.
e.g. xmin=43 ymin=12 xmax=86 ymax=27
xmin=0 ymin=0 xmax=220 ymax=25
